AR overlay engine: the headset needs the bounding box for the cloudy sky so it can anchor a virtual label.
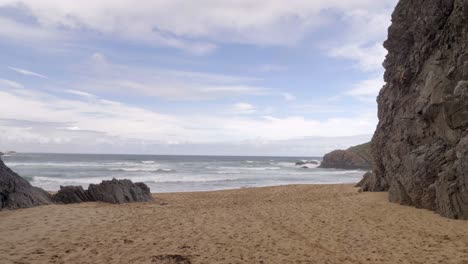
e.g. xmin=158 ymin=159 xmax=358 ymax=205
xmin=0 ymin=0 xmax=397 ymax=156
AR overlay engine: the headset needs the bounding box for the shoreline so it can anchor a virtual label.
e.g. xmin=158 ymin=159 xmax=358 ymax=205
xmin=2 ymin=184 xmax=468 ymax=263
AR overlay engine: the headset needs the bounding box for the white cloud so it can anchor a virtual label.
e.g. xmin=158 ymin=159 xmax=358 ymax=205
xmin=66 ymin=89 xmax=96 ymax=98
xmin=232 ymin=102 xmax=256 ymax=114
xmin=328 ymin=43 xmax=387 ymax=72
xmin=8 ymin=66 xmax=48 ymax=79
xmin=326 ymin=6 xmax=396 ymax=72
xmin=0 ymin=78 xmax=24 ymax=89
xmin=0 ymin=86 xmax=377 ymax=152
xmin=346 ymin=77 xmax=385 ymax=102
xmin=0 ymin=16 xmax=62 ymax=44
xmin=71 ymin=53 xmax=271 ymax=100
xmin=281 ymin=93 xmax=296 ymax=101
xmin=250 ymin=64 xmax=288 ymax=73
xmin=0 ymin=0 xmax=396 ymax=54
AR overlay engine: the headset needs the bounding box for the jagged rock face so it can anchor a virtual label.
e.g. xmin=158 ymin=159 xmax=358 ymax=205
xmin=53 ymin=186 xmax=92 ymax=204
xmin=0 ymin=159 xmax=52 ymax=210
xmin=370 ymin=0 xmax=468 ymax=219
xmin=54 ymin=179 xmax=153 ymax=204
xmin=320 ymin=142 xmax=372 ymax=170
xmin=356 ymin=172 xmax=387 ymax=192
xmin=88 ymin=179 xmax=153 ymax=204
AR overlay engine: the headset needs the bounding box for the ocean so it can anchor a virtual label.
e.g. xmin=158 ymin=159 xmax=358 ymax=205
xmin=2 ymin=153 xmax=365 ymax=193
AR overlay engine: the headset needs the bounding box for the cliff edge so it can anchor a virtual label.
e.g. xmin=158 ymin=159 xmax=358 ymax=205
xmin=363 ymin=0 xmax=468 ymax=219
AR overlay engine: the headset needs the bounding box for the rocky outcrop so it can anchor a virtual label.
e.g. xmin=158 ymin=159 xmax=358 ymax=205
xmin=295 ymin=160 xmax=320 ymax=166
xmin=320 ymin=142 xmax=372 ymax=170
xmin=356 ymin=172 xmax=387 ymax=192
xmin=87 ymin=179 xmax=153 ymax=204
xmin=54 ymin=179 xmax=153 ymax=204
xmin=53 ymin=186 xmax=92 ymax=204
xmin=0 ymin=157 xmax=153 ymax=208
xmin=0 ymin=158 xmax=53 ymax=210
xmin=362 ymin=0 xmax=468 ymax=219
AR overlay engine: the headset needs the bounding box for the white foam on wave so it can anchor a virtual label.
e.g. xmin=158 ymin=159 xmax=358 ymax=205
xmin=108 ymin=167 xmax=174 ymax=173
xmin=141 ymin=161 xmax=155 ymax=164
xmin=218 ymin=166 xmax=281 ymax=171
xmin=215 ymin=170 xmax=243 ymax=174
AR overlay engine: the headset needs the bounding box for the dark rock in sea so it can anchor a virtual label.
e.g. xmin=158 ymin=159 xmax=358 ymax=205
xmin=295 ymin=160 xmax=320 ymax=166
xmin=0 ymin=158 xmax=52 ymax=210
xmin=87 ymin=178 xmax=153 ymax=204
xmin=359 ymin=0 xmax=468 ymax=219
xmin=302 ymin=166 xmax=309 ymax=169
xmin=319 ymin=142 xmax=372 ymax=170
xmin=53 ymin=185 xmax=92 ymax=204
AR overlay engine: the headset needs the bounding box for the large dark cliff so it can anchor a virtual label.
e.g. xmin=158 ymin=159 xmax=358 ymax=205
xmin=364 ymin=0 xmax=468 ymax=219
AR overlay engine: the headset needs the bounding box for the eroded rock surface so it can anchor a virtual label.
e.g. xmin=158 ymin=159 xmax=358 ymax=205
xmin=54 ymin=179 xmax=153 ymax=204
xmin=0 ymin=159 xmax=52 ymax=210
xmin=53 ymin=185 xmax=92 ymax=204
xmin=88 ymin=179 xmax=153 ymax=204
xmin=362 ymin=0 xmax=468 ymax=219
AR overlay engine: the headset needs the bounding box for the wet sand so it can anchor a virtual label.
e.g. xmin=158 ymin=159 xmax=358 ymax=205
xmin=1 ymin=184 xmax=468 ymax=264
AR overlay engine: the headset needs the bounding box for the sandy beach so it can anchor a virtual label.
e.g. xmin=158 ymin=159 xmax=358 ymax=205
xmin=1 ymin=184 xmax=468 ymax=264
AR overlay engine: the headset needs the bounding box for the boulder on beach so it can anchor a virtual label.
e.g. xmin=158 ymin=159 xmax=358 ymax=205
xmin=54 ymin=178 xmax=153 ymax=204
xmin=319 ymin=142 xmax=372 ymax=170
xmin=53 ymin=185 xmax=92 ymax=204
xmin=0 ymin=158 xmax=53 ymax=210
xmin=87 ymin=179 xmax=153 ymax=204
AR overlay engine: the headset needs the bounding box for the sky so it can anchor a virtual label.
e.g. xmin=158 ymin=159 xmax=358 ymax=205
xmin=0 ymin=0 xmax=398 ymax=156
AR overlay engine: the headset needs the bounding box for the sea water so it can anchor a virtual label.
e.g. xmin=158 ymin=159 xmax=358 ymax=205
xmin=2 ymin=153 xmax=365 ymax=193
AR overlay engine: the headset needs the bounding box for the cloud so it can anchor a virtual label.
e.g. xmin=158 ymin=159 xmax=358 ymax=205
xmin=0 ymin=78 xmax=24 ymax=89
xmin=232 ymin=102 xmax=256 ymax=114
xmin=325 ymin=3 xmax=396 ymax=72
xmin=346 ymin=77 xmax=385 ymax=102
xmin=249 ymin=64 xmax=288 ymax=73
xmin=328 ymin=42 xmax=387 ymax=72
xmin=66 ymin=89 xmax=96 ymax=98
xmin=0 ymin=0 xmax=396 ymax=54
xmin=8 ymin=66 xmax=48 ymax=79
xmin=71 ymin=53 xmax=270 ymax=100
xmin=0 ymin=16 xmax=62 ymax=44
xmin=281 ymin=93 xmax=296 ymax=101
xmin=0 ymin=85 xmax=377 ymax=153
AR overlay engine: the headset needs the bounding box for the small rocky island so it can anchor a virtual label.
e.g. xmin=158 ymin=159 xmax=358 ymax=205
xmin=319 ymin=142 xmax=373 ymax=170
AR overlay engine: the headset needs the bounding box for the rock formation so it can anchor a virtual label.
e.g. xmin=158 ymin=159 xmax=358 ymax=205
xmin=295 ymin=160 xmax=320 ymax=166
xmin=0 ymin=158 xmax=53 ymax=210
xmin=361 ymin=0 xmax=468 ymax=219
xmin=54 ymin=179 xmax=153 ymax=204
xmin=53 ymin=185 xmax=92 ymax=204
xmin=355 ymin=172 xmax=387 ymax=192
xmin=1 ymin=157 xmax=153 ymax=209
xmin=319 ymin=142 xmax=372 ymax=170
xmin=87 ymin=179 xmax=153 ymax=204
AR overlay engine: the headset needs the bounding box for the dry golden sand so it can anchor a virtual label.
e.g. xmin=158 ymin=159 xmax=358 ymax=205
xmin=1 ymin=184 xmax=468 ymax=264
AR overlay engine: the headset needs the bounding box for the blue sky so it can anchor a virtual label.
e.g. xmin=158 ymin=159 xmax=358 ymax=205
xmin=0 ymin=0 xmax=397 ymax=156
